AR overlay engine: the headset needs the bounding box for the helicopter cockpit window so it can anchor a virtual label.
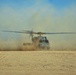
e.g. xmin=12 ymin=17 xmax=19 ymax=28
xmin=45 ymin=40 xmax=49 ymax=43
xmin=39 ymin=39 xmax=49 ymax=43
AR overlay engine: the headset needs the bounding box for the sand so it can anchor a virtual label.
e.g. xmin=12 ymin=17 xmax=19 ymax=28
xmin=0 ymin=51 xmax=76 ymax=75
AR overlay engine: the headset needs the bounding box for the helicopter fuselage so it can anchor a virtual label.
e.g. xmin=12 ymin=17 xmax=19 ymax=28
xmin=32 ymin=36 xmax=50 ymax=49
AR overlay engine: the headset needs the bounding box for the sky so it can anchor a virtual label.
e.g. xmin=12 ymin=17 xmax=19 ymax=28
xmin=0 ymin=0 xmax=76 ymax=49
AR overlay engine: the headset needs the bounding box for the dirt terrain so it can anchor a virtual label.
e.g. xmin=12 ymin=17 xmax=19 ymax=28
xmin=0 ymin=51 xmax=76 ymax=75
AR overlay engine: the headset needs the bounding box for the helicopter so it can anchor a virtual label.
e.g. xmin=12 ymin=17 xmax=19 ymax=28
xmin=3 ymin=30 xmax=76 ymax=50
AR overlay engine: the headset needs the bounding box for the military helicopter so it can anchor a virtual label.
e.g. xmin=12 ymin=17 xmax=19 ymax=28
xmin=3 ymin=30 xmax=76 ymax=50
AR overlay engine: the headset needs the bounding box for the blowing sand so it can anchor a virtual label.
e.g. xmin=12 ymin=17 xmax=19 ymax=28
xmin=0 ymin=51 xmax=76 ymax=75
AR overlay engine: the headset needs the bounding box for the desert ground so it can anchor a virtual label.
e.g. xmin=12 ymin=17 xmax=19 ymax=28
xmin=0 ymin=51 xmax=76 ymax=75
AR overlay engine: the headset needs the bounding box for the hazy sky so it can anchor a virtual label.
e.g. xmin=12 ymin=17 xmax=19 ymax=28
xmin=0 ymin=0 xmax=76 ymax=49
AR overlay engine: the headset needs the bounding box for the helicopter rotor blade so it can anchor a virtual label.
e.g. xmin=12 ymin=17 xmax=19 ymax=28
xmin=35 ymin=32 xmax=76 ymax=35
xmin=2 ymin=30 xmax=76 ymax=35
xmin=2 ymin=30 xmax=27 ymax=33
xmin=2 ymin=30 xmax=35 ymax=34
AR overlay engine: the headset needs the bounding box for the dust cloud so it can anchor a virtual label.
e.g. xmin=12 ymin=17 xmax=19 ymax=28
xmin=0 ymin=1 xmax=76 ymax=50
